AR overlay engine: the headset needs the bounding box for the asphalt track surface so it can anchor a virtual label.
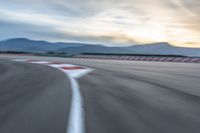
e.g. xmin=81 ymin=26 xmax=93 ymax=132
xmin=1 ymin=55 xmax=200 ymax=133
xmin=0 ymin=59 xmax=71 ymax=133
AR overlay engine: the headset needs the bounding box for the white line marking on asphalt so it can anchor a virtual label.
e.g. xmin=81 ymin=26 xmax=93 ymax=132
xmin=67 ymin=68 xmax=93 ymax=79
xmin=66 ymin=75 xmax=85 ymax=133
xmin=49 ymin=64 xmax=77 ymax=67
xmin=13 ymin=59 xmax=92 ymax=133
xmin=30 ymin=61 xmax=51 ymax=64
xmin=12 ymin=59 xmax=28 ymax=61
xmin=51 ymin=66 xmax=92 ymax=133
xmin=52 ymin=66 xmax=93 ymax=133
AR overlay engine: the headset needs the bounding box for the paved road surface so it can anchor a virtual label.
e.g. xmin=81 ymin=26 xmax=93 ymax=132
xmin=1 ymin=55 xmax=200 ymax=133
xmin=0 ymin=60 xmax=71 ymax=133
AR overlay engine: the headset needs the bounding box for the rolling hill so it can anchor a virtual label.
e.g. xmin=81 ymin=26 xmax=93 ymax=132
xmin=0 ymin=38 xmax=85 ymax=53
xmin=0 ymin=38 xmax=200 ymax=57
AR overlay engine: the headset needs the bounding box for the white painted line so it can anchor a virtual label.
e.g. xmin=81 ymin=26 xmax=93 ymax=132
xmin=12 ymin=59 xmax=28 ymax=61
xmin=66 ymin=75 xmax=85 ymax=133
xmin=13 ymin=59 xmax=92 ymax=133
xmin=64 ymin=69 xmax=93 ymax=79
xmin=49 ymin=64 xmax=77 ymax=68
xmin=31 ymin=61 xmax=51 ymax=64
xmin=51 ymin=66 xmax=89 ymax=133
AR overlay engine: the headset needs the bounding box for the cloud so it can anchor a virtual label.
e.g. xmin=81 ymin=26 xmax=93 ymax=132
xmin=0 ymin=0 xmax=200 ymax=47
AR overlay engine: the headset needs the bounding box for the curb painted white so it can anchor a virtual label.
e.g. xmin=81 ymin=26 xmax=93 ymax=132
xmin=66 ymin=75 xmax=85 ymax=133
xmin=12 ymin=59 xmax=93 ymax=133
xmin=56 ymin=68 xmax=93 ymax=133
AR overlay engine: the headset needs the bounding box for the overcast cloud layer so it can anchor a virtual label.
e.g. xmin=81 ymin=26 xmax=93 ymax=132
xmin=0 ymin=0 xmax=200 ymax=47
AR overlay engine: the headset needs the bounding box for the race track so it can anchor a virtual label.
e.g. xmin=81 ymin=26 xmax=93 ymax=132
xmin=0 ymin=60 xmax=71 ymax=133
xmin=1 ymin=55 xmax=200 ymax=133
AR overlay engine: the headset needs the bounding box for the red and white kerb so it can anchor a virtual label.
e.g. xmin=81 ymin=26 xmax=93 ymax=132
xmin=13 ymin=59 xmax=93 ymax=79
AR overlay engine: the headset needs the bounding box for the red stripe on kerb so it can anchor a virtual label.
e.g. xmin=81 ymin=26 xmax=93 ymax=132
xmin=61 ymin=66 xmax=85 ymax=70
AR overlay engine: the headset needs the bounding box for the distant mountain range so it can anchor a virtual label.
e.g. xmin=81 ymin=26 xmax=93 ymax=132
xmin=0 ymin=38 xmax=200 ymax=57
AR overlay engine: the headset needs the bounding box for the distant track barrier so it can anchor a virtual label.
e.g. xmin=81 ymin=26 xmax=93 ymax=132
xmin=74 ymin=55 xmax=200 ymax=63
xmin=1 ymin=53 xmax=200 ymax=63
xmin=0 ymin=53 xmax=37 ymax=56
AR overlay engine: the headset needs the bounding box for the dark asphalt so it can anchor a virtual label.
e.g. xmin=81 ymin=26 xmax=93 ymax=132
xmin=0 ymin=60 xmax=71 ymax=133
xmin=1 ymin=55 xmax=200 ymax=133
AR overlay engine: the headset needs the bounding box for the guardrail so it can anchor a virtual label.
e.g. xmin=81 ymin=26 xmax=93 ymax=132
xmin=0 ymin=53 xmax=37 ymax=56
xmin=74 ymin=55 xmax=200 ymax=63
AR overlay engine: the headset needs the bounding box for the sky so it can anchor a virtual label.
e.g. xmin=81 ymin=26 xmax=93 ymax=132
xmin=0 ymin=0 xmax=200 ymax=47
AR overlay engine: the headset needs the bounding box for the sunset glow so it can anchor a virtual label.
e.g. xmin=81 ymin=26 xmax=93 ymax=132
xmin=0 ymin=0 xmax=199 ymax=47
